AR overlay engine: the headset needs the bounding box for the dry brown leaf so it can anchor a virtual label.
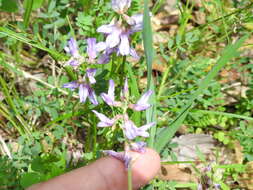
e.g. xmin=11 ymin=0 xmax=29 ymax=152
xmin=158 ymin=164 xmax=197 ymax=182
xmin=240 ymin=161 xmax=253 ymax=189
xmin=170 ymin=134 xmax=216 ymax=161
xmin=194 ymin=11 xmax=206 ymax=25
xmin=233 ymin=140 xmax=244 ymax=164
xmin=220 ymin=68 xmax=240 ymax=84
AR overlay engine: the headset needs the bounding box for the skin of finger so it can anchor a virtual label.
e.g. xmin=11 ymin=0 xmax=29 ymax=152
xmin=27 ymin=148 xmax=160 ymax=190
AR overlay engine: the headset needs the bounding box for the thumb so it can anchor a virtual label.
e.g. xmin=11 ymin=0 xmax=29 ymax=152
xmin=27 ymin=148 xmax=161 ymax=190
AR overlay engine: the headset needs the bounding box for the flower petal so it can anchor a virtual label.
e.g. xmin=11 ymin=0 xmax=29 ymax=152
xmin=95 ymin=42 xmax=107 ymax=52
xmin=88 ymin=87 xmax=98 ymax=105
xmin=137 ymin=122 xmax=155 ymax=137
xmin=98 ymin=53 xmax=111 ymax=64
xmin=119 ymin=34 xmax=130 ymax=55
xmin=66 ymin=59 xmax=80 ymax=67
xmin=97 ymin=24 xmax=113 ymax=34
xmin=108 ymin=79 xmax=115 ymax=100
xmin=103 ymin=150 xmax=132 ymax=169
xmin=106 ymin=33 xmax=120 ymax=48
xmin=129 ymin=48 xmax=140 ymax=60
xmin=130 ymin=141 xmax=147 ymax=153
xmin=132 ymin=90 xmax=152 ymax=111
xmin=111 ymin=0 xmax=131 ymax=13
xmin=86 ymin=68 xmax=96 ymax=84
xmin=87 ymin=38 xmax=97 ymax=60
xmin=101 ymin=93 xmax=115 ymax=106
xmin=79 ymin=84 xmax=88 ymax=103
xmin=68 ymin=38 xmax=79 ymax=57
xmin=62 ymin=81 xmax=79 ymax=90
xmin=92 ymin=110 xmax=115 ymax=127
xmin=123 ymin=119 xmax=138 ymax=140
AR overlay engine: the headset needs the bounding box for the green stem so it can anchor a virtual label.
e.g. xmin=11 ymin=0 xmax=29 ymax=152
xmin=127 ymin=165 xmax=133 ymax=190
xmin=120 ymin=56 xmax=126 ymax=86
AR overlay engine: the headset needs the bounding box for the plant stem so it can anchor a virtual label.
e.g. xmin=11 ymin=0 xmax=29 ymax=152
xmin=127 ymin=165 xmax=133 ymax=190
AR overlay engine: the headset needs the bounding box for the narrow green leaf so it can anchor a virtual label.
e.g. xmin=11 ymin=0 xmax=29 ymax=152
xmin=0 ymin=27 xmax=64 ymax=60
xmin=191 ymin=109 xmax=253 ymax=121
xmin=155 ymin=35 xmax=248 ymax=153
xmin=143 ymin=0 xmax=153 ymax=89
xmin=126 ymin=63 xmax=141 ymax=125
xmin=143 ymin=0 xmax=157 ymax=148
xmin=146 ymin=80 xmax=157 ymax=148
xmin=0 ymin=0 xmax=18 ymax=12
xmin=23 ymin=0 xmax=34 ymax=29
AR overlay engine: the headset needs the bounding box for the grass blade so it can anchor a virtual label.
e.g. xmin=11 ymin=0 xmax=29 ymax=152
xmin=126 ymin=63 xmax=141 ymax=125
xmin=23 ymin=0 xmax=34 ymax=29
xmin=191 ymin=109 xmax=253 ymax=122
xmin=143 ymin=0 xmax=153 ymax=89
xmin=143 ymin=0 xmax=157 ymax=148
xmin=155 ymin=35 xmax=248 ymax=153
xmin=0 ymin=26 xmax=63 ymax=60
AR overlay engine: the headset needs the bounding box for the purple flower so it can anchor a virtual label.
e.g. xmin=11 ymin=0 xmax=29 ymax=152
xmin=95 ymin=42 xmax=107 ymax=52
xmin=130 ymin=141 xmax=147 ymax=153
xmin=86 ymin=68 xmax=96 ymax=84
xmin=92 ymin=110 xmax=115 ymax=127
xmin=129 ymin=14 xmax=144 ymax=32
xmin=87 ymin=39 xmax=108 ymax=63
xmin=64 ymin=38 xmax=83 ymax=67
xmin=97 ymin=47 xmax=115 ymax=64
xmin=129 ymin=48 xmax=140 ymax=60
xmin=197 ymin=184 xmax=203 ymax=190
xmin=97 ymin=22 xmax=131 ymax=56
xmin=62 ymin=69 xmax=98 ymax=105
xmin=97 ymin=17 xmax=142 ymax=59
xmin=65 ymin=38 xmax=79 ymax=57
xmin=130 ymin=90 xmax=153 ymax=111
xmin=101 ymin=80 xmax=121 ymax=106
xmin=103 ymin=150 xmax=132 ymax=169
xmin=62 ymin=81 xmax=79 ymax=90
xmin=122 ymin=118 xmax=155 ymax=140
xmin=119 ymin=33 xmax=130 ymax=55
xmin=97 ymin=23 xmax=122 ymax=48
xmin=111 ymin=0 xmax=131 ymax=14
xmin=214 ymin=184 xmax=221 ymax=189
xmin=87 ymin=38 xmax=97 ymax=62
xmin=79 ymin=84 xmax=98 ymax=105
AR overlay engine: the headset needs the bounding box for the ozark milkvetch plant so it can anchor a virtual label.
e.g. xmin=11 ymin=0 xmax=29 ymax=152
xmin=62 ymin=0 xmax=152 ymax=189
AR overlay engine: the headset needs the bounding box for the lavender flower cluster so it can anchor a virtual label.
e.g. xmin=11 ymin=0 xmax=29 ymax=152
xmin=62 ymin=0 xmax=154 ymax=169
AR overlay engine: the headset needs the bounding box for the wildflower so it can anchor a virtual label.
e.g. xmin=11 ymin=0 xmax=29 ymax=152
xmin=63 ymin=69 xmax=98 ymax=105
xmin=97 ymin=21 xmax=139 ymax=57
xmin=97 ymin=47 xmax=115 ymax=64
xmin=64 ymin=38 xmax=84 ymax=67
xmin=214 ymin=184 xmax=221 ymax=189
xmin=130 ymin=141 xmax=146 ymax=153
xmin=197 ymin=184 xmax=203 ymax=190
xmin=111 ymin=0 xmax=131 ymax=14
xmin=87 ymin=38 xmax=107 ymax=63
xmin=103 ymin=150 xmax=132 ymax=169
xmin=123 ymin=117 xmax=155 ymax=140
xmin=130 ymin=90 xmax=152 ymax=111
xmin=86 ymin=38 xmax=97 ymax=63
xmin=97 ymin=22 xmax=125 ymax=49
xmin=128 ymin=14 xmax=144 ymax=32
xmin=101 ymin=80 xmax=121 ymax=106
xmin=92 ymin=110 xmax=115 ymax=127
